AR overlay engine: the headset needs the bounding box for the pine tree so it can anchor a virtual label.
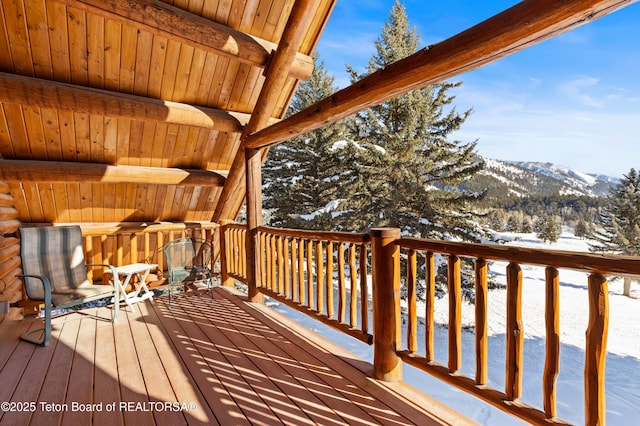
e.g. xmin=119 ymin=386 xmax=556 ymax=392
xmin=334 ymin=0 xmax=484 ymax=241
xmin=488 ymin=210 xmax=505 ymax=232
xmin=505 ymin=215 xmax=520 ymax=232
xmin=574 ymin=219 xmax=588 ymax=239
xmin=262 ymin=54 xmax=348 ymax=230
xmin=536 ymin=217 xmax=559 ymax=243
xmin=591 ymin=168 xmax=640 ymax=296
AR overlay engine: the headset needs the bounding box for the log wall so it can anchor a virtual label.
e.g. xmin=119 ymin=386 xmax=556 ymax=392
xmin=0 ymin=180 xmax=23 ymax=322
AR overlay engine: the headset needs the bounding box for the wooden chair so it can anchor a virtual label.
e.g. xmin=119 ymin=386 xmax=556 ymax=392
xmin=18 ymin=225 xmax=120 ymax=346
xmin=163 ymin=237 xmax=214 ymax=308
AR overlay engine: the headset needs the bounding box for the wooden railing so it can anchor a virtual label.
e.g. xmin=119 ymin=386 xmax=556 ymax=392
xmin=249 ymin=225 xmax=372 ymax=344
xmin=215 ymin=223 xmax=640 ymax=425
xmin=80 ymin=222 xmax=219 ymax=283
xmin=389 ymin=234 xmax=637 ymax=426
xmin=219 ymin=222 xmax=248 ymax=285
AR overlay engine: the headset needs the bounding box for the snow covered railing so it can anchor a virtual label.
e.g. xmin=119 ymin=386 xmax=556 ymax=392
xmin=383 ymin=232 xmax=639 ymax=426
xmin=252 ymin=225 xmax=373 ymax=344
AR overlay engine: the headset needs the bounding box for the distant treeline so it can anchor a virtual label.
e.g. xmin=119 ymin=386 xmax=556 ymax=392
xmin=479 ymin=194 xmax=603 ymax=233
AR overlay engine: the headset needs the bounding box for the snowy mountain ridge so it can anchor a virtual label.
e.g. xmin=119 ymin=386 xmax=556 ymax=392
xmin=469 ymin=158 xmax=618 ymax=198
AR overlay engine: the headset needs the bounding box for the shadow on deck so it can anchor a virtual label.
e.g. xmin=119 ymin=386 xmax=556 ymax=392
xmin=0 ymin=287 xmax=475 ymax=425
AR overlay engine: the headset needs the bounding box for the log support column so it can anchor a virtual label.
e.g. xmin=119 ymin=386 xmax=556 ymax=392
xmin=245 ymin=148 xmax=264 ymax=303
xmin=371 ymin=228 xmax=402 ymax=382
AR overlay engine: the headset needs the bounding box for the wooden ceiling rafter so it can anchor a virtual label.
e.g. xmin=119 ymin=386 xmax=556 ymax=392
xmin=0 ymin=72 xmax=252 ymax=132
xmin=50 ymin=0 xmax=314 ymax=81
xmin=245 ymin=0 xmax=636 ymax=149
xmin=0 ymin=159 xmax=227 ymax=186
xmin=0 ymin=0 xmax=336 ymax=224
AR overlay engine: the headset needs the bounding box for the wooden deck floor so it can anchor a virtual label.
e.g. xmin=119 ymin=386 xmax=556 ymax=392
xmin=0 ymin=286 xmax=475 ymax=425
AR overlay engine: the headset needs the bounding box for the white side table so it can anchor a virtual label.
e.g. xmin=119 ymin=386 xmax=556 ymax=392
xmin=110 ymin=263 xmax=157 ymax=313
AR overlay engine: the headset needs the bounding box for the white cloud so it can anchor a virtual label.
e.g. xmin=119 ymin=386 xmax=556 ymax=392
xmin=559 ymin=77 xmax=603 ymax=108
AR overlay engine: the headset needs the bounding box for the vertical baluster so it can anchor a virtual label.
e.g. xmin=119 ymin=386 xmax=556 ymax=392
xmin=506 ymin=262 xmax=523 ymax=400
xmin=475 ymin=258 xmax=488 ymax=385
xmin=585 ymin=273 xmax=609 ymax=426
xmin=448 ymin=255 xmax=462 ymax=373
xmin=544 ymin=266 xmax=560 ymax=418
xmin=348 ymin=243 xmax=357 ymax=328
xmin=252 ymin=229 xmax=258 ymax=286
xmin=130 ymin=233 xmax=137 ymax=264
xmin=258 ymin=231 xmax=265 ymax=287
xmin=291 ymin=238 xmax=298 ymax=302
xmin=326 ymin=241 xmax=334 ymax=318
xmin=236 ymin=229 xmax=241 ymax=278
xmin=283 ymin=237 xmax=290 ymax=298
xmin=85 ymin=235 xmax=94 ymax=283
xmin=143 ymin=231 xmax=150 ymax=264
xmin=259 ymin=231 xmax=267 ymax=289
xmin=306 ymin=240 xmax=313 ymax=309
xmin=241 ymin=229 xmax=247 ymax=279
xmin=267 ymin=234 xmax=274 ymax=290
xmin=298 ymin=239 xmax=306 ymax=305
xmin=407 ymin=249 xmax=417 ymax=353
xmin=338 ymin=242 xmax=346 ymax=323
xmin=359 ymin=243 xmax=368 ymax=335
xmin=231 ymin=229 xmax=238 ymax=276
xmin=101 ymin=234 xmax=108 ymax=265
xmin=316 ymin=240 xmax=324 ymax=314
xmin=276 ymin=236 xmax=283 ymax=294
xmin=157 ymin=231 xmax=164 ymax=274
xmin=270 ymin=235 xmax=277 ymax=292
xmin=425 ymin=251 xmax=435 ymax=362
xmin=235 ymin=228 xmax=239 ymax=277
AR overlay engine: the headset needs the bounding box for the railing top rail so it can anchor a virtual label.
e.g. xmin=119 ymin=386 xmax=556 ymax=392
xmin=223 ymin=223 xmax=248 ymax=231
xmin=257 ymin=225 xmax=370 ymax=244
xmin=72 ymin=221 xmax=219 ymax=237
xmin=398 ymin=237 xmax=640 ymax=276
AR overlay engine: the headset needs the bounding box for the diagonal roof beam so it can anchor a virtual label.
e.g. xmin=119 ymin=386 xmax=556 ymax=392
xmin=52 ymin=0 xmax=314 ymax=80
xmin=245 ymin=0 xmax=637 ymax=149
xmin=0 ymin=72 xmax=251 ymax=131
xmin=213 ymin=0 xmax=324 ymax=222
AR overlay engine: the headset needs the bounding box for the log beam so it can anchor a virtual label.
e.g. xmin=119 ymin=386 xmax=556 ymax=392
xmin=0 ymin=73 xmax=250 ymax=132
xmin=214 ymin=0 xmax=322 ymax=223
xmin=52 ymin=0 xmax=313 ymax=80
xmin=0 ymin=160 xmax=227 ymax=186
xmin=245 ymin=0 xmax=635 ymax=149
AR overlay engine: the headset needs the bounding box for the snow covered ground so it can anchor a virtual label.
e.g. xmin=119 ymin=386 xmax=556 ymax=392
xmin=267 ymin=229 xmax=640 ymax=425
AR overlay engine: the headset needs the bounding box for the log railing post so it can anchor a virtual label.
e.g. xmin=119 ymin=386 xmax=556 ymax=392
xmin=506 ymin=262 xmax=524 ymax=400
xmin=371 ymin=228 xmax=402 ymax=382
xmin=219 ymin=220 xmax=234 ymax=287
xmin=585 ymin=273 xmax=609 ymax=426
xmin=544 ymin=267 xmax=560 ymax=418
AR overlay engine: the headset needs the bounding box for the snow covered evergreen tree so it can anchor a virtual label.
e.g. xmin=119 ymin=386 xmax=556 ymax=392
xmin=334 ymin=0 xmax=484 ymax=240
xmin=574 ymin=219 xmax=588 ymax=239
xmin=262 ymin=54 xmax=348 ymax=230
xmin=536 ymin=216 xmax=559 ymax=243
xmin=591 ymin=168 xmax=640 ymax=296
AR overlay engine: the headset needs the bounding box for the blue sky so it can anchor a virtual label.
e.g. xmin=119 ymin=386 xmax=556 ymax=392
xmin=315 ymin=1 xmax=640 ymax=178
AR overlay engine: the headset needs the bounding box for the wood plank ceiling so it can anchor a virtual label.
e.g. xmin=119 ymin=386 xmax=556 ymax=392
xmin=0 ymin=0 xmax=335 ymax=224
xmin=0 ymin=0 xmax=636 ymax=226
